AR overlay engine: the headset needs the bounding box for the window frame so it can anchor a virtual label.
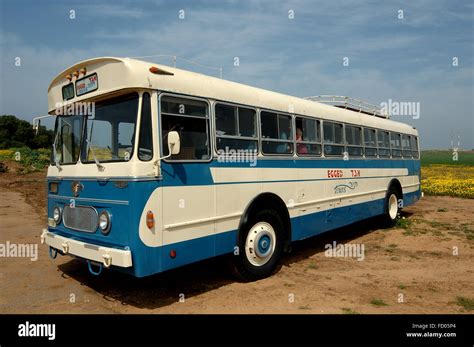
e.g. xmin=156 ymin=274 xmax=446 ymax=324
xmin=411 ymin=135 xmax=420 ymax=159
xmin=259 ymin=109 xmax=294 ymax=156
xmin=137 ymin=92 xmax=154 ymax=162
xmin=214 ymin=101 xmax=258 ymax=153
xmin=377 ymin=129 xmax=391 ymax=158
xmin=362 ymin=126 xmax=378 ymax=158
xmin=158 ymin=92 xmax=212 ymax=163
xmin=294 ymin=115 xmax=322 ymax=157
xmin=390 ymin=132 xmax=403 ymax=158
xmin=322 ymin=120 xmax=345 ymax=157
xmin=401 ymin=134 xmax=413 ymax=158
xmin=345 ymin=124 xmax=364 ymax=158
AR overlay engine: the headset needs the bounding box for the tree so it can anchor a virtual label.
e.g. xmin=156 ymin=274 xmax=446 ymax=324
xmin=0 ymin=115 xmax=54 ymax=149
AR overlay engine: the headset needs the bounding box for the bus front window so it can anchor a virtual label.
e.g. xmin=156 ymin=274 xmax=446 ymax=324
xmin=81 ymin=93 xmax=139 ymax=163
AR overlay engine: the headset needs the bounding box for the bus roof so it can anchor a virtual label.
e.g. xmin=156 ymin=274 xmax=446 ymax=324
xmin=48 ymin=56 xmax=417 ymax=135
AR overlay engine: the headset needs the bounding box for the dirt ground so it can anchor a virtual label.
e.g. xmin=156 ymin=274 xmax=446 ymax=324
xmin=0 ymin=164 xmax=473 ymax=314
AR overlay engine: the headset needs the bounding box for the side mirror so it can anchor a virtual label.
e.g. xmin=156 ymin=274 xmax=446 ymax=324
xmin=167 ymin=131 xmax=180 ymax=155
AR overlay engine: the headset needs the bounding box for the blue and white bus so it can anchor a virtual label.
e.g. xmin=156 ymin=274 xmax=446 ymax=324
xmin=41 ymin=57 xmax=421 ymax=280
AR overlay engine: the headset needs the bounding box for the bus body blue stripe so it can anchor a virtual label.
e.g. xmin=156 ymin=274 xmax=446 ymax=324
xmin=161 ymin=159 xmax=420 ymax=187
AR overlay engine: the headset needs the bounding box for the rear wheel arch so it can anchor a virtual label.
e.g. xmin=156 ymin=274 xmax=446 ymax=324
xmin=238 ymin=192 xmax=292 ymax=252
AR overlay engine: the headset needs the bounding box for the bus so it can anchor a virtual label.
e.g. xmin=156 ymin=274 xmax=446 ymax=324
xmin=41 ymin=57 xmax=421 ymax=280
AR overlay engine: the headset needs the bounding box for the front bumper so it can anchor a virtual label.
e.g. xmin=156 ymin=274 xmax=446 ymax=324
xmin=41 ymin=229 xmax=133 ymax=268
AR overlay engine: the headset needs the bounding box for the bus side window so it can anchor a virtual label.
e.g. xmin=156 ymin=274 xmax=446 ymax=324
xmin=377 ymin=130 xmax=391 ymax=158
xmin=261 ymin=111 xmax=293 ymax=155
xmin=402 ymin=134 xmax=412 ymax=158
xmin=363 ymin=128 xmax=377 ymax=157
xmin=295 ymin=117 xmax=321 ymax=156
xmin=411 ymin=136 xmax=419 ymax=158
xmin=390 ymin=132 xmax=402 ymax=158
xmin=323 ymin=121 xmax=344 ymax=156
xmin=345 ymin=125 xmax=363 ymax=157
xmin=215 ymin=103 xmax=257 ymax=153
xmin=160 ymin=96 xmax=210 ymax=161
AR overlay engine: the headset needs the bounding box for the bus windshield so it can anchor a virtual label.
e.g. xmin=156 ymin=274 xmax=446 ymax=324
xmin=81 ymin=93 xmax=139 ymax=163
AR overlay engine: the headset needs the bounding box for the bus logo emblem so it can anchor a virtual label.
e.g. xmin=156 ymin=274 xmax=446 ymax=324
xmin=71 ymin=182 xmax=83 ymax=197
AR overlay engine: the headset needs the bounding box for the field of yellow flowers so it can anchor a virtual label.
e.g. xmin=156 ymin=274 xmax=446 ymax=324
xmin=422 ymin=165 xmax=474 ymax=199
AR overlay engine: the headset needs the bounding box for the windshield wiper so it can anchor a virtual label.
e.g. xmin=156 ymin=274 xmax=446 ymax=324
xmin=86 ymin=121 xmax=105 ymax=172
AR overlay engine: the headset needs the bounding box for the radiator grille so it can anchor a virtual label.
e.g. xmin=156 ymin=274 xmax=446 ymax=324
xmin=63 ymin=205 xmax=98 ymax=232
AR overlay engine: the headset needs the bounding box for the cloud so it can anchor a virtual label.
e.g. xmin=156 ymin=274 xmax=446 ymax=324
xmin=0 ymin=0 xmax=472 ymax=149
xmin=76 ymin=3 xmax=147 ymax=19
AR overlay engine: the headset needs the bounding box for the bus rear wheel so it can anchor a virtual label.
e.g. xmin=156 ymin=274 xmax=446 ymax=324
xmin=382 ymin=186 xmax=401 ymax=226
xmin=231 ymin=209 xmax=284 ymax=281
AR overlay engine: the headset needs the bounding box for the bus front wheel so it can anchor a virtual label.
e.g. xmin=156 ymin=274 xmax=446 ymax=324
xmin=231 ymin=209 xmax=284 ymax=281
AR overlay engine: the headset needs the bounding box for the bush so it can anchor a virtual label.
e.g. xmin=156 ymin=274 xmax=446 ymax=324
xmin=7 ymin=147 xmax=51 ymax=174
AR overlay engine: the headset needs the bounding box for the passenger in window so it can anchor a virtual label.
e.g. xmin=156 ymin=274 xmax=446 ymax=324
xmin=296 ymin=128 xmax=308 ymax=154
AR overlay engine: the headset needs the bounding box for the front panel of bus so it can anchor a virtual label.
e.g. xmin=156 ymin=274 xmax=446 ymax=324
xmin=45 ymin=90 xmax=162 ymax=277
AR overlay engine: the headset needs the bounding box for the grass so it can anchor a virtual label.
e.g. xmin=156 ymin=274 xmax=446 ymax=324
xmin=421 ymin=150 xmax=474 ymax=166
xmin=437 ymin=208 xmax=448 ymax=212
xmin=370 ymin=298 xmax=388 ymax=307
xmin=341 ymin=308 xmax=360 ymax=314
xmin=398 ymin=284 xmax=407 ymax=290
xmin=308 ymin=261 xmax=318 ymax=269
xmin=395 ymin=218 xmax=412 ymax=230
xmin=455 ymin=296 xmax=474 ymax=311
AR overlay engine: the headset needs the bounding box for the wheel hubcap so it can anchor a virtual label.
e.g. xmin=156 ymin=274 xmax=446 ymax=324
xmin=245 ymin=222 xmax=276 ymax=266
xmin=388 ymin=194 xmax=398 ymax=220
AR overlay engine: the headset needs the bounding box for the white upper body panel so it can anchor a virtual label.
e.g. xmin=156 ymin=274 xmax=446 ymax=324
xmin=48 ymin=56 xmax=418 ymax=135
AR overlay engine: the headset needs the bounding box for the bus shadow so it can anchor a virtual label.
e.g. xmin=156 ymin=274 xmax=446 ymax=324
xmin=280 ymin=211 xmax=413 ymax=267
xmin=57 ymin=211 xmax=411 ymax=310
xmin=58 ymin=256 xmax=235 ymax=310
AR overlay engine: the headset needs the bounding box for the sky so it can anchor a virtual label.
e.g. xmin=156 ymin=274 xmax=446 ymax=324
xmin=0 ymin=0 xmax=473 ymax=149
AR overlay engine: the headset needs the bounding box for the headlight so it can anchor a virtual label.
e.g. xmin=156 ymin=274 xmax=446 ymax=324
xmin=53 ymin=206 xmax=62 ymax=223
xmin=99 ymin=211 xmax=111 ymax=234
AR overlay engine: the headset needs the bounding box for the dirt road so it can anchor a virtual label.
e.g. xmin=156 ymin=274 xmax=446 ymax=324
xmin=0 ymin=185 xmax=473 ymax=314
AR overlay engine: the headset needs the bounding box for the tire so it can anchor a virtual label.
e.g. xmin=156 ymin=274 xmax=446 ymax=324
xmin=382 ymin=186 xmax=401 ymax=227
xmin=230 ymin=209 xmax=284 ymax=281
